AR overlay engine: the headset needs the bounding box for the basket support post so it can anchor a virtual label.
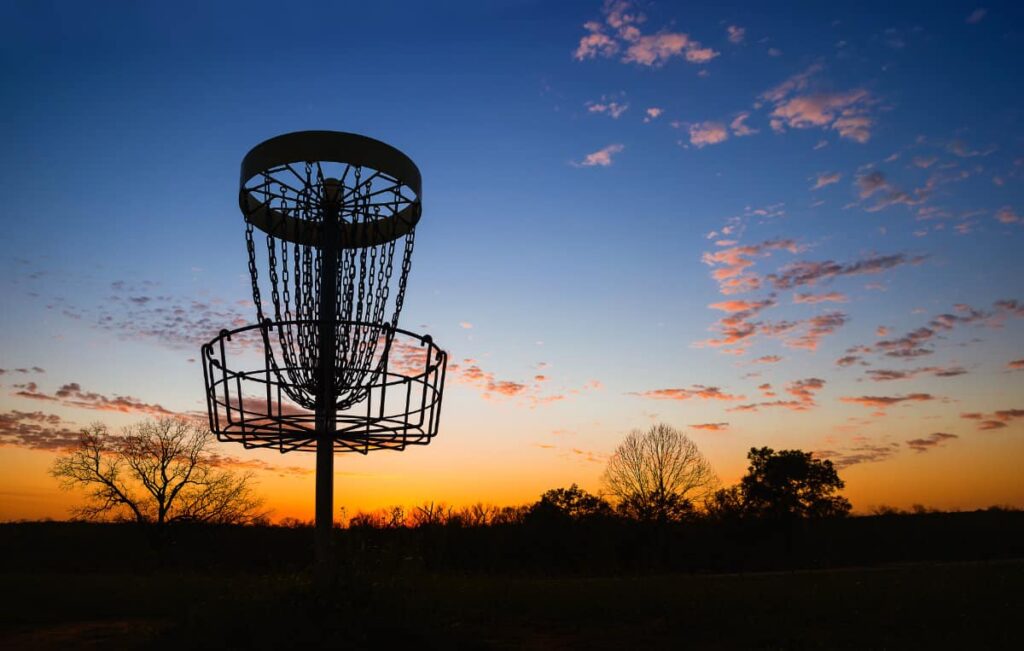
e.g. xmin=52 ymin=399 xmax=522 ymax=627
xmin=315 ymin=180 xmax=342 ymax=570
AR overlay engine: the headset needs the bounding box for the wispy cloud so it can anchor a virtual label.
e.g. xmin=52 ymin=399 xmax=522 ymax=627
xmin=702 ymin=238 xmax=802 ymax=295
xmin=726 ymin=25 xmax=746 ymax=44
xmin=574 ymin=143 xmax=625 ymax=167
xmin=761 ymin=64 xmax=875 ymax=142
xmin=966 ymin=8 xmax=988 ymax=24
xmin=865 ymin=366 xmax=967 ymax=381
xmin=811 ymin=171 xmax=842 ymax=190
xmin=961 ymin=409 xmax=1024 ymax=431
xmin=843 ymin=300 xmax=1023 ymax=360
xmin=767 ymin=253 xmax=926 ymax=290
xmin=729 ymin=377 xmax=825 ymax=412
xmin=586 ymin=96 xmax=629 ymax=118
xmin=0 ymin=410 xmax=81 ymax=451
xmin=906 ymin=432 xmax=958 ymax=453
xmin=793 ymin=292 xmax=847 ymax=304
xmin=631 ymin=385 xmax=744 ymax=401
xmin=730 ymin=112 xmax=758 ymax=136
xmin=691 ymin=422 xmax=729 ymax=431
xmin=839 ymin=393 xmax=935 ymax=408
xmin=814 ymin=441 xmax=900 ymax=468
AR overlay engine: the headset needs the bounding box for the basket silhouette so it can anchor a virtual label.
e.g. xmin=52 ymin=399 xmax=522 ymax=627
xmin=202 ymin=319 xmax=446 ymax=454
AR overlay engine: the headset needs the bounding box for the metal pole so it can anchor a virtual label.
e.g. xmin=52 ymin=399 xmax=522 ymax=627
xmin=315 ymin=179 xmax=341 ymax=568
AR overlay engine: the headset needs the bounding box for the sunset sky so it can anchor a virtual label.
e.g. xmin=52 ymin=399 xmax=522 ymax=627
xmin=2 ymin=1 xmax=1022 ymax=522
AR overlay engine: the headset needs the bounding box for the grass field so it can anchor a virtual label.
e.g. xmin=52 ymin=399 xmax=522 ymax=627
xmin=2 ymin=559 xmax=1021 ymax=649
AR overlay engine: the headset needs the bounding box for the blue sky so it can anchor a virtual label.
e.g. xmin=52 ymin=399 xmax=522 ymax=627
xmin=2 ymin=1 xmax=1023 ymax=519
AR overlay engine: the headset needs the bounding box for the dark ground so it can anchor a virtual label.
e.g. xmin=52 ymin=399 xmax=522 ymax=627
xmin=1 ymin=514 xmax=1021 ymax=649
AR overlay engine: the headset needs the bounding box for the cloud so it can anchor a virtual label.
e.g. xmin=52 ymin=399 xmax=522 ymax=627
xmin=730 ymin=112 xmax=758 ymax=136
xmin=447 ymin=358 xmax=596 ymax=407
xmin=574 ymin=143 xmax=625 ymax=168
xmin=11 ymin=381 xmax=178 ymax=417
xmin=865 ymin=366 xmax=967 ymax=381
xmin=0 ymin=410 xmax=81 ymax=450
xmin=643 ymin=107 xmax=663 ymax=122
xmin=77 ymin=283 xmax=256 ymax=351
xmin=691 ymin=422 xmax=729 ymax=431
xmin=814 ymin=441 xmax=900 ymax=469
xmin=845 ymin=300 xmax=1023 ymax=360
xmin=699 ymin=298 xmax=777 ymax=349
xmin=786 ymin=312 xmax=848 ymax=351
xmin=575 ymin=21 xmax=620 ymax=60
xmin=906 ymin=432 xmax=958 ymax=453
xmin=839 ymin=393 xmax=935 ymax=408
xmin=631 ymin=385 xmax=744 ymax=401
xmin=760 ymin=63 xmax=823 ymax=103
xmin=574 ymin=1 xmax=717 ymax=67
xmin=966 ymin=8 xmax=988 ymax=24
xmin=586 ymin=98 xmax=629 ymax=119
xmin=761 ymin=64 xmax=875 ymax=142
xmin=767 ymin=253 xmax=926 ymax=290
xmin=793 ymin=292 xmax=847 ymax=304
xmin=856 ymin=170 xmax=931 ymax=212
xmin=459 ymin=321 xmax=473 ymax=329
xmin=702 ymin=238 xmax=802 ymax=295
xmin=754 ymin=355 xmax=783 ymax=364
xmin=726 ymin=25 xmax=746 ymax=44
xmin=689 ymin=121 xmax=729 ymax=148
xmin=1008 ymin=359 xmax=1024 ymax=370
xmin=995 ymin=207 xmax=1020 ymax=224
xmin=0 ymin=367 xmax=45 ymax=375
xmin=961 ymin=408 xmax=1024 ymax=430
xmin=811 ymin=171 xmax=842 ymax=190
xmin=948 ymin=139 xmax=996 ymax=158
xmin=729 ymin=377 xmax=825 ymax=412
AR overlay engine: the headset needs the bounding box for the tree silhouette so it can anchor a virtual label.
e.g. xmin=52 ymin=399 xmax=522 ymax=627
xmin=51 ymin=418 xmax=266 ymax=526
xmin=529 ymin=484 xmax=612 ymax=521
xmin=736 ymin=447 xmax=851 ymax=520
xmin=603 ymin=424 xmax=717 ymax=522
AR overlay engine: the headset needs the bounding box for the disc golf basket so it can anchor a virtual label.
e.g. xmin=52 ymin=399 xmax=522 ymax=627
xmin=201 ymin=131 xmax=447 ymax=563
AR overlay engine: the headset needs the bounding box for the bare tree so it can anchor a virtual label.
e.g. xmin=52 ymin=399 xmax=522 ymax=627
xmin=50 ymin=418 xmax=267 ymax=526
xmin=602 ymin=424 xmax=718 ymax=522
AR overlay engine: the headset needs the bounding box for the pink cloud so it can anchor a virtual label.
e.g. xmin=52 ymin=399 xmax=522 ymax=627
xmin=691 ymin=422 xmax=730 ymax=431
xmin=574 ymin=1 xmax=717 ymax=67
xmin=643 ymin=107 xmax=663 ymax=122
xmin=702 ymin=239 xmax=802 ymax=295
xmin=761 ymin=65 xmax=875 ymax=142
xmin=811 ymin=171 xmax=842 ymax=190
xmin=587 ymin=98 xmax=629 ymax=119
xmin=726 ymin=25 xmax=745 ymax=44
xmin=575 ymin=21 xmax=619 ymax=60
xmin=689 ymin=121 xmax=729 ymax=148
xmin=995 ymin=207 xmax=1020 ymax=224
xmin=575 ymin=143 xmax=625 ymax=167
xmin=730 ymin=112 xmax=758 ymax=136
